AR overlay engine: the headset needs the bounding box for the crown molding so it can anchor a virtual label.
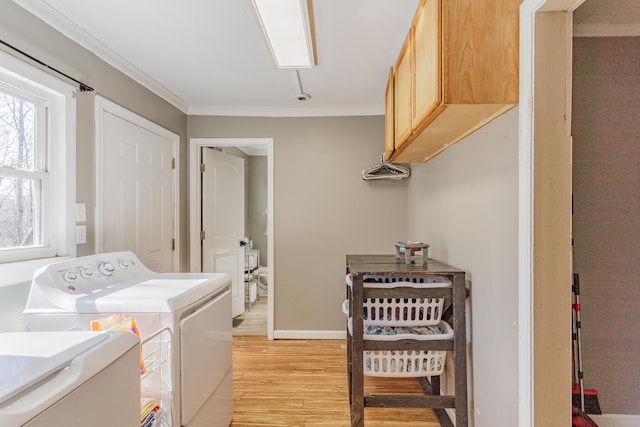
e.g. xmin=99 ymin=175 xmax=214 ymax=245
xmin=13 ymin=0 xmax=190 ymax=113
xmin=188 ymin=104 xmax=383 ymax=117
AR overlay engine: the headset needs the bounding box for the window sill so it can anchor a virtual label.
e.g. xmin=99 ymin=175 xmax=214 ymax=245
xmin=0 ymin=256 xmax=71 ymax=288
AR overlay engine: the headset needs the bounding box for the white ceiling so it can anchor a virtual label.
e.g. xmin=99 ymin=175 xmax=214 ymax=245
xmin=13 ymin=0 xmax=420 ymax=116
xmin=12 ymin=0 xmax=639 ymax=118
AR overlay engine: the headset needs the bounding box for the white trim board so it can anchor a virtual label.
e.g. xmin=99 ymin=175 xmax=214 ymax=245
xmin=590 ymin=415 xmax=640 ymax=427
xmin=518 ymin=2 xmax=539 ymax=425
xmin=520 ymin=1 xmax=589 ymax=426
xmin=188 ymin=104 xmax=384 ymax=117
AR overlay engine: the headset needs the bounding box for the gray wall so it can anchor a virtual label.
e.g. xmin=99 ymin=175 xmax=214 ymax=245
xmin=0 ymin=0 xmax=188 ymax=267
xmin=188 ymin=115 xmax=408 ymax=332
xmin=406 ymin=108 xmax=520 ymax=426
xmin=572 ymin=37 xmax=640 ymax=415
xmin=247 ymin=156 xmax=268 ymax=264
xmin=1 ymin=1 xmax=407 ymax=335
xmin=0 ymin=1 xmax=188 ymax=331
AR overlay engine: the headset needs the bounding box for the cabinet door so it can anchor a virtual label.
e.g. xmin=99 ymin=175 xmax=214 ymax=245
xmin=384 ymin=67 xmax=395 ymax=161
xmin=412 ymin=0 xmax=441 ymax=128
xmin=394 ymin=32 xmax=413 ymax=148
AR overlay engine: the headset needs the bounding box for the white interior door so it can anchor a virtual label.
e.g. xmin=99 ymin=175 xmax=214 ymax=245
xmin=201 ymin=148 xmax=245 ymax=317
xmin=98 ymin=101 xmax=177 ymax=273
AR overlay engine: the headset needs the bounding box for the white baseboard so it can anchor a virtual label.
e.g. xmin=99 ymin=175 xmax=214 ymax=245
xmin=590 ymin=414 xmax=640 ymax=427
xmin=273 ymin=330 xmax=346 ymax=340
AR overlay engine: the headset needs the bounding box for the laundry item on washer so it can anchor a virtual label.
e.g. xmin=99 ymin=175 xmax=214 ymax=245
xmin=91 ymin=313 xmax=146 ymax=374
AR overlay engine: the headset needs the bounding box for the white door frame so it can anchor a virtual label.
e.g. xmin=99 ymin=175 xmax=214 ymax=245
xmin=520 ymin=1 xmax=583 ymax=426
xmin=94 ymin=95 xmax=180 ymax=271
xmin=189 ymin=137 xmax=274 ymax=340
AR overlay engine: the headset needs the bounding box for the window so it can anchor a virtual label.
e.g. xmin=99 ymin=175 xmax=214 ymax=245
xmin=0 ymin=86 xmax=44 ymax=251
xmin=0 ymin=50 xmax=76 ymax=265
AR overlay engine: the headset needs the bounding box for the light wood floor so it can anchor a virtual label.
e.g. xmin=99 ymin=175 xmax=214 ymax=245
xmin=231 ymin=335 xmax=441 ymax=426
xmin=233 ymin=296 xmax=267 ymax=336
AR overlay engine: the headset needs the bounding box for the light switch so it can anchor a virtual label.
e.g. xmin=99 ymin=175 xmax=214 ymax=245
xmin=76 ymin=203 xmax=87 ymax=222
xmin=76 ymin=225 xmax=87 ymax=244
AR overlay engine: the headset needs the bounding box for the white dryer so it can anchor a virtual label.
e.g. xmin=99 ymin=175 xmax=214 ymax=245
xmin=0 ymin=330 xmax=140 ymax=427
xmin=23 ymin=251 xmax=233 ymax=427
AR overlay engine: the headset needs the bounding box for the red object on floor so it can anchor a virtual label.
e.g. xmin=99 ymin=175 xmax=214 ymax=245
xmin=572 ymin=384 xmax=603 ymax=414
xmin=572 ymin=405 xmax=599 ymax=427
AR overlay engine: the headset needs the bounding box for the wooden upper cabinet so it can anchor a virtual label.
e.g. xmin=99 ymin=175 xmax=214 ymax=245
xmin=412 ymin=0 xmax=441 ymax=129
xmin=394 ymin=32 xmax=413 ymax=148
xmin=388 ymin=0 xmax=519 ymax=163
xmin=384 ymin=67 xmax=395 ymax=161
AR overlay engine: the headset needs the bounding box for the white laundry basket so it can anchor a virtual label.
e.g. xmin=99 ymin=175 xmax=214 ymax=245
xmin=344 ymin=274 xmax=451 ymax=326
xmin=345 ymin=273 xmax=453 ymax=377
xmin=341 ymin=298 xmax=444 ymax=326
xmin=346 ymin=319 xmax=452 ymax=377
xmin=364 ymin=349 xmax=447 ymax=377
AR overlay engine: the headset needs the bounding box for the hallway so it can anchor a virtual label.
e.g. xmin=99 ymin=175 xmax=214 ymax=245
xmin=233 ymin=296 xmax=268 ymax=336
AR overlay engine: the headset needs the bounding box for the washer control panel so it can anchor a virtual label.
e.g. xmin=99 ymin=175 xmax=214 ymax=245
xmin=24 ymin=251 xmax=161 ymax=312
xmin=34 ymin=251 xmax=153 ymax=294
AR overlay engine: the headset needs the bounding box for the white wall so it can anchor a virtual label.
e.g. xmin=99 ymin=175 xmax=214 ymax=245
xmin=406 ymin=108 xmax=519 ymax=426
xmin=247 ymin=156 xmax=268 ymax=264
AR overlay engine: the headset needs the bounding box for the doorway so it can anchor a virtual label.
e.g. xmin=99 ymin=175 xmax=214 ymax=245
xmin=520 ymin=0 xmax=584 ymax=425
xmin=571 ymin=3 xmax=640 ymax=423
xmin=189 ymin=138 xmax=274 ymax=339
xmin=521 ymin=1 xmax=637 ymax=425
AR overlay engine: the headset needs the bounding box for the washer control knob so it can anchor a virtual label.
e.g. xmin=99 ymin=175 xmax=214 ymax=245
xmin=118 ymin=259 xmax=130 ymax=270
xmin=63 ymin=271 xmax=78 ymax=282
xmin=97 ymin=262 xmax=115 ymax=276
xmin=80 ymin=268 xmax=93 ymax=279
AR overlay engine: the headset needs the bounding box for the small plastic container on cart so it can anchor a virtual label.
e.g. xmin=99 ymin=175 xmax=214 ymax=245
xmin=394 ymin=241 xmax=430 ymax=264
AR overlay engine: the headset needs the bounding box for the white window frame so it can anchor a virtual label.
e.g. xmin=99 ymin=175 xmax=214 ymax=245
xmin=0 ymin=49 xmax=76 ymax=281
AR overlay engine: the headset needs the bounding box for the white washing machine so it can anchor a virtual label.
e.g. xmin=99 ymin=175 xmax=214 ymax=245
xmin=23 ymin=251 xmax=233 ymax=427
xmin=0 ymin=330 xmax=140 ymax=427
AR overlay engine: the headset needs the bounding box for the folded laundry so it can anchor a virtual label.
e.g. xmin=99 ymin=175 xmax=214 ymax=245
xmin=140 ymin=397 xmax=160 ymax=424
xmin=365 ymin=324 xmax=442 ymax=336
xmin=141 ymin=412 xmax=155 ymax=427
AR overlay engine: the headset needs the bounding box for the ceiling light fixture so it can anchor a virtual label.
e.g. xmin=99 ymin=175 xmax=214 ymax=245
xmin=294 ymin=70 xmax=311 ymax=101
xmin=252 ymin=0 xmax=315 ymax=69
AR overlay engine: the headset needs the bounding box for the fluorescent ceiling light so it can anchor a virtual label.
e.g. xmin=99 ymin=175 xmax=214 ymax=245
xmin=252 ymin=0 xmax=315 ymax=68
